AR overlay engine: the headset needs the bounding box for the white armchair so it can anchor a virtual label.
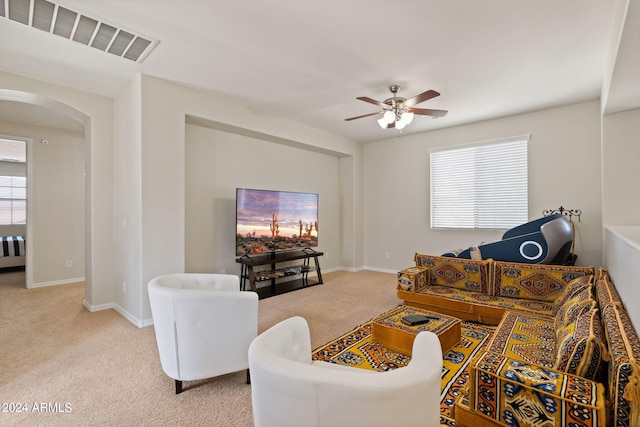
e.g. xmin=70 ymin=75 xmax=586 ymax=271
xmin=148 ymin=273 xmax=258 ymax=394
xmin=248 ymin=316 xmax=443 ymax=427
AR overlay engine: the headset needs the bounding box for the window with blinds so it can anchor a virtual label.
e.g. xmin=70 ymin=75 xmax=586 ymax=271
xmin=430 ymin=136 xmax=528 ymax=229
xmin=0 ymin=175 xmax=27 ymax=225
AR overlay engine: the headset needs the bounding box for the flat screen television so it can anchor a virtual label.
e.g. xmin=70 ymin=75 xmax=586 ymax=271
xmin=236 ymin=188 xmax=319 ymax=256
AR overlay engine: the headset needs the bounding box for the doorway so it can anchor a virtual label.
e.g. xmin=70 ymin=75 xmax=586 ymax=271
xmin=0 ymin=99 xmax=86 ymax=290
xmin=0 ymin=136 xmax=27 ymax=286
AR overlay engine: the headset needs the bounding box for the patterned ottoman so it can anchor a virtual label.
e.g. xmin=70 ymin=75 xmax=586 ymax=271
xmin=372 ymin=305 xmax=461 ymax=355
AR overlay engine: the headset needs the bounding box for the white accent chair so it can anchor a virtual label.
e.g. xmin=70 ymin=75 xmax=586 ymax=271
xmin=148 ymin=273 xmax=258 ymax=394
xmin=248 ymin=316 xmax=443 ymax=427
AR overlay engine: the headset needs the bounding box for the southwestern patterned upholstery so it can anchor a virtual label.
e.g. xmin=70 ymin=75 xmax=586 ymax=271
xmin=596 ymin=268 xmax=623 ymax=308
xmin=397 ymin=255 xmax=640 ymax=426
xmin=596 ymin=270 xmax=640 ymax=427
xmin=553 ymin=285 xmax=609 ymax=381
xmin=396 ymin=266 xmax=428 ymax=292
xmin=552 ymin=274 xmax=595 ymax=316
xmin=493 ymin=261 xmax=592 ymax=302
xmin=485 ymin=311 xmax=557 ymax=367
xmin=415 ymin=253 xmax=492 ymax=293
xmin=401 ymin=254 xmax=593 ymax=325
xmin=484 ymin=304 xmax=609 ymax=383
xmin=463 ymin=351 xmax=606 ymax=427
xmin=403 ymin=284 xmax=555 ymax=317
xmin=554 ymin=302 xmax=608 ymax=381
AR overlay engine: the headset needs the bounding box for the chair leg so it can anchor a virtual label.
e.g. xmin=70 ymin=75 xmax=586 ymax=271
xmin=175 ymin=379 xmax=183 ymax=394
xmin=246 ymin=369 xmax=251 ymax=385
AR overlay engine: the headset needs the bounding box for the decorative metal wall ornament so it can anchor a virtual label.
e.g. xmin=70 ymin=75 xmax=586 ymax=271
xmin=543 ymin=206 xmax=582 ymax=222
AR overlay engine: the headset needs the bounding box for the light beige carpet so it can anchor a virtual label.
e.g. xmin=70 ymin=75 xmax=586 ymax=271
xmin=0 ymin=269 xmax=399 ymax=426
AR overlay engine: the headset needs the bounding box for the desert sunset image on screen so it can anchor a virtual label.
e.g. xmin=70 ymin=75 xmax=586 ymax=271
xmin=236 ymin=188 xmax=318 ymax=255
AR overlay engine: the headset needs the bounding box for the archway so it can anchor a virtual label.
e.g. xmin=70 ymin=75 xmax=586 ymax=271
xmin=0 ymin=89 xmax=91 ymax=296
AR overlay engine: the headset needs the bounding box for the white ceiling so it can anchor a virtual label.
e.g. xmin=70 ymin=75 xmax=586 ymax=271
xmin=0 ymin=0 xmax=623 ymax=142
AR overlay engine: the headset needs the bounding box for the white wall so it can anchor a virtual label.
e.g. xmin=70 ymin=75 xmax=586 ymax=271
xmin=113 ymin=76 xmax=143 ymax=322
xmin=184 ymin=125 xmax=342 ymax=275
xmin=602 ymin=107 xmax=640 ymax=225
xmin=363 ymin=101 xmax=603 ymax=271
xmin=601 ymin=109 xmax=640 ymax=333
xmin=599 ymin=0 xmax=640 ymax=333
xmin=0 ymin=70 xmax=114 ymax=308
xmin=0 ymin=119 xmax=85 ymax=285
xmin=30 ymin=125 xmax=85 ymax=285
xmin=126 ymin=75 xmax=362 ymax=324
xmin=339 ymin=153 xmax=365 ymax=270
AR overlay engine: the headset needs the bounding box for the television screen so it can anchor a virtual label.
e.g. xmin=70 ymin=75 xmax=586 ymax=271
xmin=236 ymin=188 xmax=319 ymax=256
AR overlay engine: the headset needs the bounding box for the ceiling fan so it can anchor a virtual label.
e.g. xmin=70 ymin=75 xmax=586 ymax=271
xmin=345 ymin=85 xmax=448 ymax=129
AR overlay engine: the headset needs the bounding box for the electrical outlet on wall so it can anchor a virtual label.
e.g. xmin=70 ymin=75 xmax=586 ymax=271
xmin=65 ymin=260 xmax=73 ymax=268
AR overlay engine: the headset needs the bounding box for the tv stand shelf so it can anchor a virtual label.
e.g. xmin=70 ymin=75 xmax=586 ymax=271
xmin=236 ymin=249 xmax=323 ymax=299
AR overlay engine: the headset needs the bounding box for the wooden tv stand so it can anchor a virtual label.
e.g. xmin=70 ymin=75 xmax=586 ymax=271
xmin=236 ymin=248 xmax=323 ymax=299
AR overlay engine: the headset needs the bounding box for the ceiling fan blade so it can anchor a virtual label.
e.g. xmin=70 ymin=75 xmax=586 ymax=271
xmin=344 ymin=111 xmax=382 ymax=121
xmin=409 ymin=107 xmax=448 ymax=118
xmin=357 ymin=96 xmax=387 ymax=108
xmin=403 ymin=90 xmax=440 ymax=107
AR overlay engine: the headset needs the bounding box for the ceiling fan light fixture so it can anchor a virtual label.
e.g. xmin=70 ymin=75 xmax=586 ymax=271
xmin=395 ymin=111 xmax=413 ymax=130
xmin=395 ymin=119 xmax=407 ymax=130
xmin=377 ymin=117 xmax=388 ymax=129
xmin=403 ymin=111 xmax=414 ymax=125
xmin=383 ymin=110 xmax=395 ymax=124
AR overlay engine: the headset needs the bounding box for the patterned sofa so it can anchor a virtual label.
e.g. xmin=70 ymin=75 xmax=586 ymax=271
xmin=397 ymin=254 xmax=640 ymax=427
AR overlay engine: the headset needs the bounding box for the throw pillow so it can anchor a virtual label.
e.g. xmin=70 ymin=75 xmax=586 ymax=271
xmin=600 ymin=302 xmax=640 ymax=427
xmin=595 ymin=269 xmax=624 ymax=310
xmin=552 ymin=275 xmax=595 ymax=316
xmin=554 ymin=305 xmax=609 ymax=381
xmin=493 ymin=261 xmax=593 ymax=302
xmin=414 ymin=253 xmax=491 ymax=294
xmin=554 ymin=285 xmax=596 ymax=332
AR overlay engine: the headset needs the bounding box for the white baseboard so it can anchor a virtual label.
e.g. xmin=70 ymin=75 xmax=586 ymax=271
xmin=31 ymin=277 xmax=85 ymax=288
xmin=362 ymin=266 xmax=397 ymax=274
xmin=140 ymin=317 xmax=154 ymax=327
xmin=82 ymin=299 xmax=152 ymax=328
xmin=82 ymin=299 xmax=114 ymax=312
xmin=321 ymin=266 xmax=343 ymax=274
xmin=322 ymin=266 xmax=371 ymax=273
xmin=112 ymin=304 xmax=141 ymax=326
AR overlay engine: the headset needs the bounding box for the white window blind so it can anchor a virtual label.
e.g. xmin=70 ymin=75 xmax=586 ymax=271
xmin=0 ymin=175 xmax=27 ymax=225
xmin=430 ymin=136 xmax=528 ymax=229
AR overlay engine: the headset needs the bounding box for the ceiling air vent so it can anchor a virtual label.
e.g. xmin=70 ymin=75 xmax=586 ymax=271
xmin=2 ymin=0 xmax=158 ymax=62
